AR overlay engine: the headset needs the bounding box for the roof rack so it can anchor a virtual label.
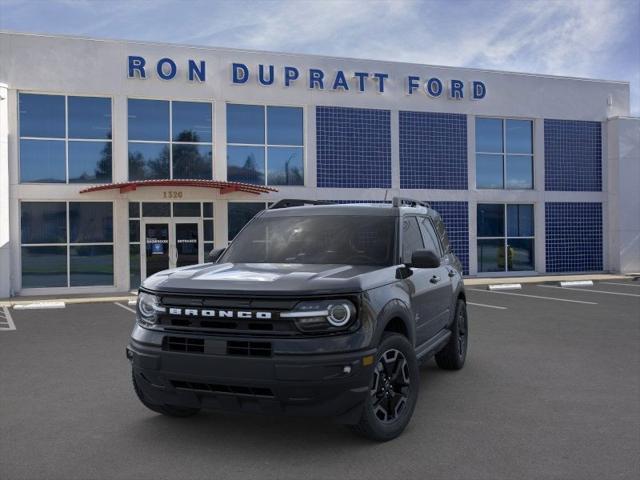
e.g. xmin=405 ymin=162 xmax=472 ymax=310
xmin=269 ymin=199 xmax=334 ymax=209
xmin=391 ymin=197 xmax=431 ymax=209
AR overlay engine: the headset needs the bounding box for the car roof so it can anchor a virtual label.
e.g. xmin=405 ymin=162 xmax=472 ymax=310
xmin=261 ymin=203 xmax=441 ymax=218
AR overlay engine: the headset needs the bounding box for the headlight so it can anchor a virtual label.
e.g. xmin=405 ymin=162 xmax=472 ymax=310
xmin=136 ymin=292 xmax=165 ymax=327
xmin=282 ymin=299 xmax=356 ymax=333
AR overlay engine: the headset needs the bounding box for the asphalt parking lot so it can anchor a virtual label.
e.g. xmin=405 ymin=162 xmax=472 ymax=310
xmin=1 ymin=280 xmax=639 ymax=480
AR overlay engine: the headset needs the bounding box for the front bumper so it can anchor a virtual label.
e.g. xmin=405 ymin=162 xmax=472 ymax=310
xmin=127 ymin=326 xmax=376 ymax=422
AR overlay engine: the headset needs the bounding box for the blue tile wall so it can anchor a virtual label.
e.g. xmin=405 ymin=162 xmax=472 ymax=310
xmin=431 ymin=201 xmax=469 ymax=274
xmin=399 ymin=111 xmax=467 ymax=190
xmin=544 ymin=119 xmax=602 ymax=191
xmin=545 ymin=202 xmax=602 ymax=272
xmin=316 ymin=106 xmax=391 ymax=188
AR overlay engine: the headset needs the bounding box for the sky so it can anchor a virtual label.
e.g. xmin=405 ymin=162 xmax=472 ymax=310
xmin=1 ymin=0 xmax=638 ymax=114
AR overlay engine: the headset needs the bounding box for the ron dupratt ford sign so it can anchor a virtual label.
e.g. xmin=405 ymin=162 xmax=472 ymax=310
xmin=127 ymin=55 xmax=487 ymax=100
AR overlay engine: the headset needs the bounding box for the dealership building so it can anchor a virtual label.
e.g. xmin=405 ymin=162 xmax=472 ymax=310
xmin=0 ymin=31 xmax=638 ymax=297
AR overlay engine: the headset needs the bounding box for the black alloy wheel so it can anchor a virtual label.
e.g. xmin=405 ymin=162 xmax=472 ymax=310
xmin=371 ymin=348 xmax=411 ymax=423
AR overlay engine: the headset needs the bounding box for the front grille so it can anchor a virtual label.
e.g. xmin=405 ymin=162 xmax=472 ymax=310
xmin=163 ymin=336 xmax=204 ymax=353
xmin=156 ymin=295 xmax=300 ymax=336
xmin=171 ymin=380 xmax=274 ymax=397
xmin=227 ymin=341 xmax=272 ymax=357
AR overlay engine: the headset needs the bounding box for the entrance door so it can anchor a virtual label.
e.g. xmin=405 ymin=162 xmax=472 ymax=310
xmin=144 ymin=222 xmax=171 ymax=277
xmin=141 ymin=218 xmax=203 ymax=279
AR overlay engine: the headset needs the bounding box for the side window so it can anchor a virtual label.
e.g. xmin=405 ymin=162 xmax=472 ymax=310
xmin=401 ymin=217 xmax=424 ymax=263
xmin=433 ymin=216 xmax=451 ymax=253
xmin=420 ymin=217 xmax=442 ymax=256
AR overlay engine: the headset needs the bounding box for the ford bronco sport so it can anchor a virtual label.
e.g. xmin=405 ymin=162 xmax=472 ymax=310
xmin=127 ymin=197 xmax=468 ymax=441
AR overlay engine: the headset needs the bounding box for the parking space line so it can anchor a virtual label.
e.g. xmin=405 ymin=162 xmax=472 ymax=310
xmin=114 ymin=302 xmax=136 ymax=314
xmin=601 ymin=282 xmax=640 ymax=288
xmin=467 ymin=302 xmax=507 ymax=310
xmin=1 ymin=306 xmax=17 ymax=331
xmin=539 ymin=285 xmax=640 ymax=297
xmin=467 ymin=288 xmax=598 ymax=305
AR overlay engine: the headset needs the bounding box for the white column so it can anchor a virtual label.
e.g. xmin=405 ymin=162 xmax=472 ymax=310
xmin=533 ymin=118 xmax=546 ymax=273
xmin=390 ymin=109 xmax=400 ymax=191
xmin=0 ymin=83 xmax=10 ymax=297
xmin=214 ymin=200 xmax=228 ymax=248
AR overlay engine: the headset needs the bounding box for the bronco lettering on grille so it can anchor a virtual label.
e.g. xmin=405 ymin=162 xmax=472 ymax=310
xmin=167 ymin=308 xmax=272 ymax=320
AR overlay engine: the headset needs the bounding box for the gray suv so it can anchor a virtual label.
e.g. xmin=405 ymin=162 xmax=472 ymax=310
xmin=127 ymin=197 xmax=468 ymax=441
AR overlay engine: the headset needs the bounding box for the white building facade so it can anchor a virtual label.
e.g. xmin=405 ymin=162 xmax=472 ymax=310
xmin=0 ymin=32 xmax=638 ymax=297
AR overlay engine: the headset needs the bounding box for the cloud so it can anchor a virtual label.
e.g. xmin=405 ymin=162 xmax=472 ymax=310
xmin=1 ymin=0 xmax=638 ymax=113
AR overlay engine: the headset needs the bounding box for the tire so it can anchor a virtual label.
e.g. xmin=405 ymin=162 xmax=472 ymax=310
xmin=435 ymin=298 xmax=468 ymax=371
xmin=350 ymin=333 xmax=419 ymax=441
xmin=132 ymin=369 xmax=200 ymax=418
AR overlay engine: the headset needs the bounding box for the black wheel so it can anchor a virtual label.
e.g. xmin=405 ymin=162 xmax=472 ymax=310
xmin=435 ymin=298 xmax=468 ymax=370
xmin=132 ymin=370 xmax=200 ymax=418
xmin=350 ymin=333 xmax=419 ymax=441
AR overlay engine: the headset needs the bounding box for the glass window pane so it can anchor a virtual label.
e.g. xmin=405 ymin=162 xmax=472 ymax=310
xmin=475 ymin=118 xmax=503 ymax=153
xmin=21 ymin=246 xmax=68 ymax=288
xmin=20 ymin=139 xmax=66 ymax=183
xmin=227 ymin=104 xmax=264 ymax=144
xmin=204 ymin=242 xmax=215 ymax=260
xmin=129 ymin=202 xmax=140 ymax=218
xmin=68 ymin=96 xmax=112 ymax=139
xmin=128 ymin=99 xmax=169 ymax=141
xmin=203 ymin=202 xmax=213 ymax=218
xmin=69 ymin=202 xmax=113 ymax=243
xmin=401 ymin=217 xmax=425 ymax=264
xmin=507 ymin=238 xmax=534 ymax=271
xmin=506 ymin=155 xmax=533 ymax=189
xmin=173 ymin=203 xmax=201 ymax=217
xmin=227 ymin=145 xmax=265 ymax=184
xmin=142 ymin=202 xmax=171 ymax=217
xmin=21 ymin=202 xmax=67 ymax=244
xmin=476 ymin=154 xmax=504 ymax=189
xmin=267 ymin=106 xmax=303 ymax=145
xmin=477 ymin=204 xmax=505 ymax=237
xmin=506 ymin=119 xmax=532 ymax=154
xmin=130 ymin=244 xmax=141 ymax=288
xmin=172 ymin=144 xmax=212 ymax=179
xmin=477 ymin=239 xmax=506 ymax=272
xmin=172 ymin=101 xmax=212 ymax=143
xmin=129 ymin=220 xmax=140 ymax=242
xmin=507 ymin=204 xmax=534 ymax=237
xmin=228 ymin=202 xmax=264 ymax=240
xmin=419 ymin=217 xmax=442 ymax=256
xmin=70 ymin=245 xmax=113 ymax=286
xmin=128 ymin=142 xmax=170 ymax=180
xmin=204 ymin=220 xmax=214 ymax=241
xmin=68 ymin=141 xmax=112 ymax=183
xmin=19 ymin=93 xmax=65 ymax=138
xmin=267 ymin=147 xmax=303 ymax=185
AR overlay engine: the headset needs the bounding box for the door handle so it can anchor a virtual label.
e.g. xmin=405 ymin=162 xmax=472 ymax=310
xmin=430 ymin=275 xmax=441 ymax=284
xmin=448 ymin=269 xmax=456 ymax=278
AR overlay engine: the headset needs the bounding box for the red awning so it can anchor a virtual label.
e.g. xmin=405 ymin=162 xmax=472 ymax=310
xmin=79 ymin=179 xmax=278 ymax=195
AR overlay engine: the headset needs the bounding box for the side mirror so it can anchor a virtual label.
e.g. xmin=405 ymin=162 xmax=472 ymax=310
xmin=208 ymin=248 xmax=225 ymax=262
xmin=409 ymin=249 xmax=440 ymax=269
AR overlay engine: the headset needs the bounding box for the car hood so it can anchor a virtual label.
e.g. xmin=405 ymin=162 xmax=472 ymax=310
xmin=141 ymin=262 xmax=397 ymax=296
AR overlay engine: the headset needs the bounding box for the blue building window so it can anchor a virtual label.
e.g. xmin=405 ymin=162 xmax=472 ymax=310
xmin=226 ymin=104 xmax=304 ymax=186
xmin=20 ymin=202 xmax=114 ymax=288
xmin=476 ymin=118 xmax=533 ymax=189
xmin=128 ymin=99 xmax=213 ymax=180
xmin=430 ymin=201 xmax=469 ymax=274
xmin=317 ymin=106 xmax=391 ymax=188
xmin=400 ymin=112 xmax=467 ymax=190
xmin=545 ymin=202 xmax=602 ymax=272
xmin=19 ymin=93 xmax=112 ymax=184
xmin=544 ymin=119 xmax=602 ymax=191
xmin=477 ymin=203 xmax=535 ymax=272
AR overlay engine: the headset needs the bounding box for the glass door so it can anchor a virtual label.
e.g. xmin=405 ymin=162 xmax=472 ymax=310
xmin=143 ymin=221 xmax=171 ymax=278
xmin=174 ymin=219 xmax=203 ymax=268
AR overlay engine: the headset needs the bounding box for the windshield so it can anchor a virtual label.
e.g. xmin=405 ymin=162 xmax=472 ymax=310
xmin=220 ymin=215 xmax=397 ymax=266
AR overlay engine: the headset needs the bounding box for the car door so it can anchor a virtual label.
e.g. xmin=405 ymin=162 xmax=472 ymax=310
xmin=419 ymin=216 xmax=453 ymax=333
xmin=400 ymin=216 xmax=440 ymax=346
